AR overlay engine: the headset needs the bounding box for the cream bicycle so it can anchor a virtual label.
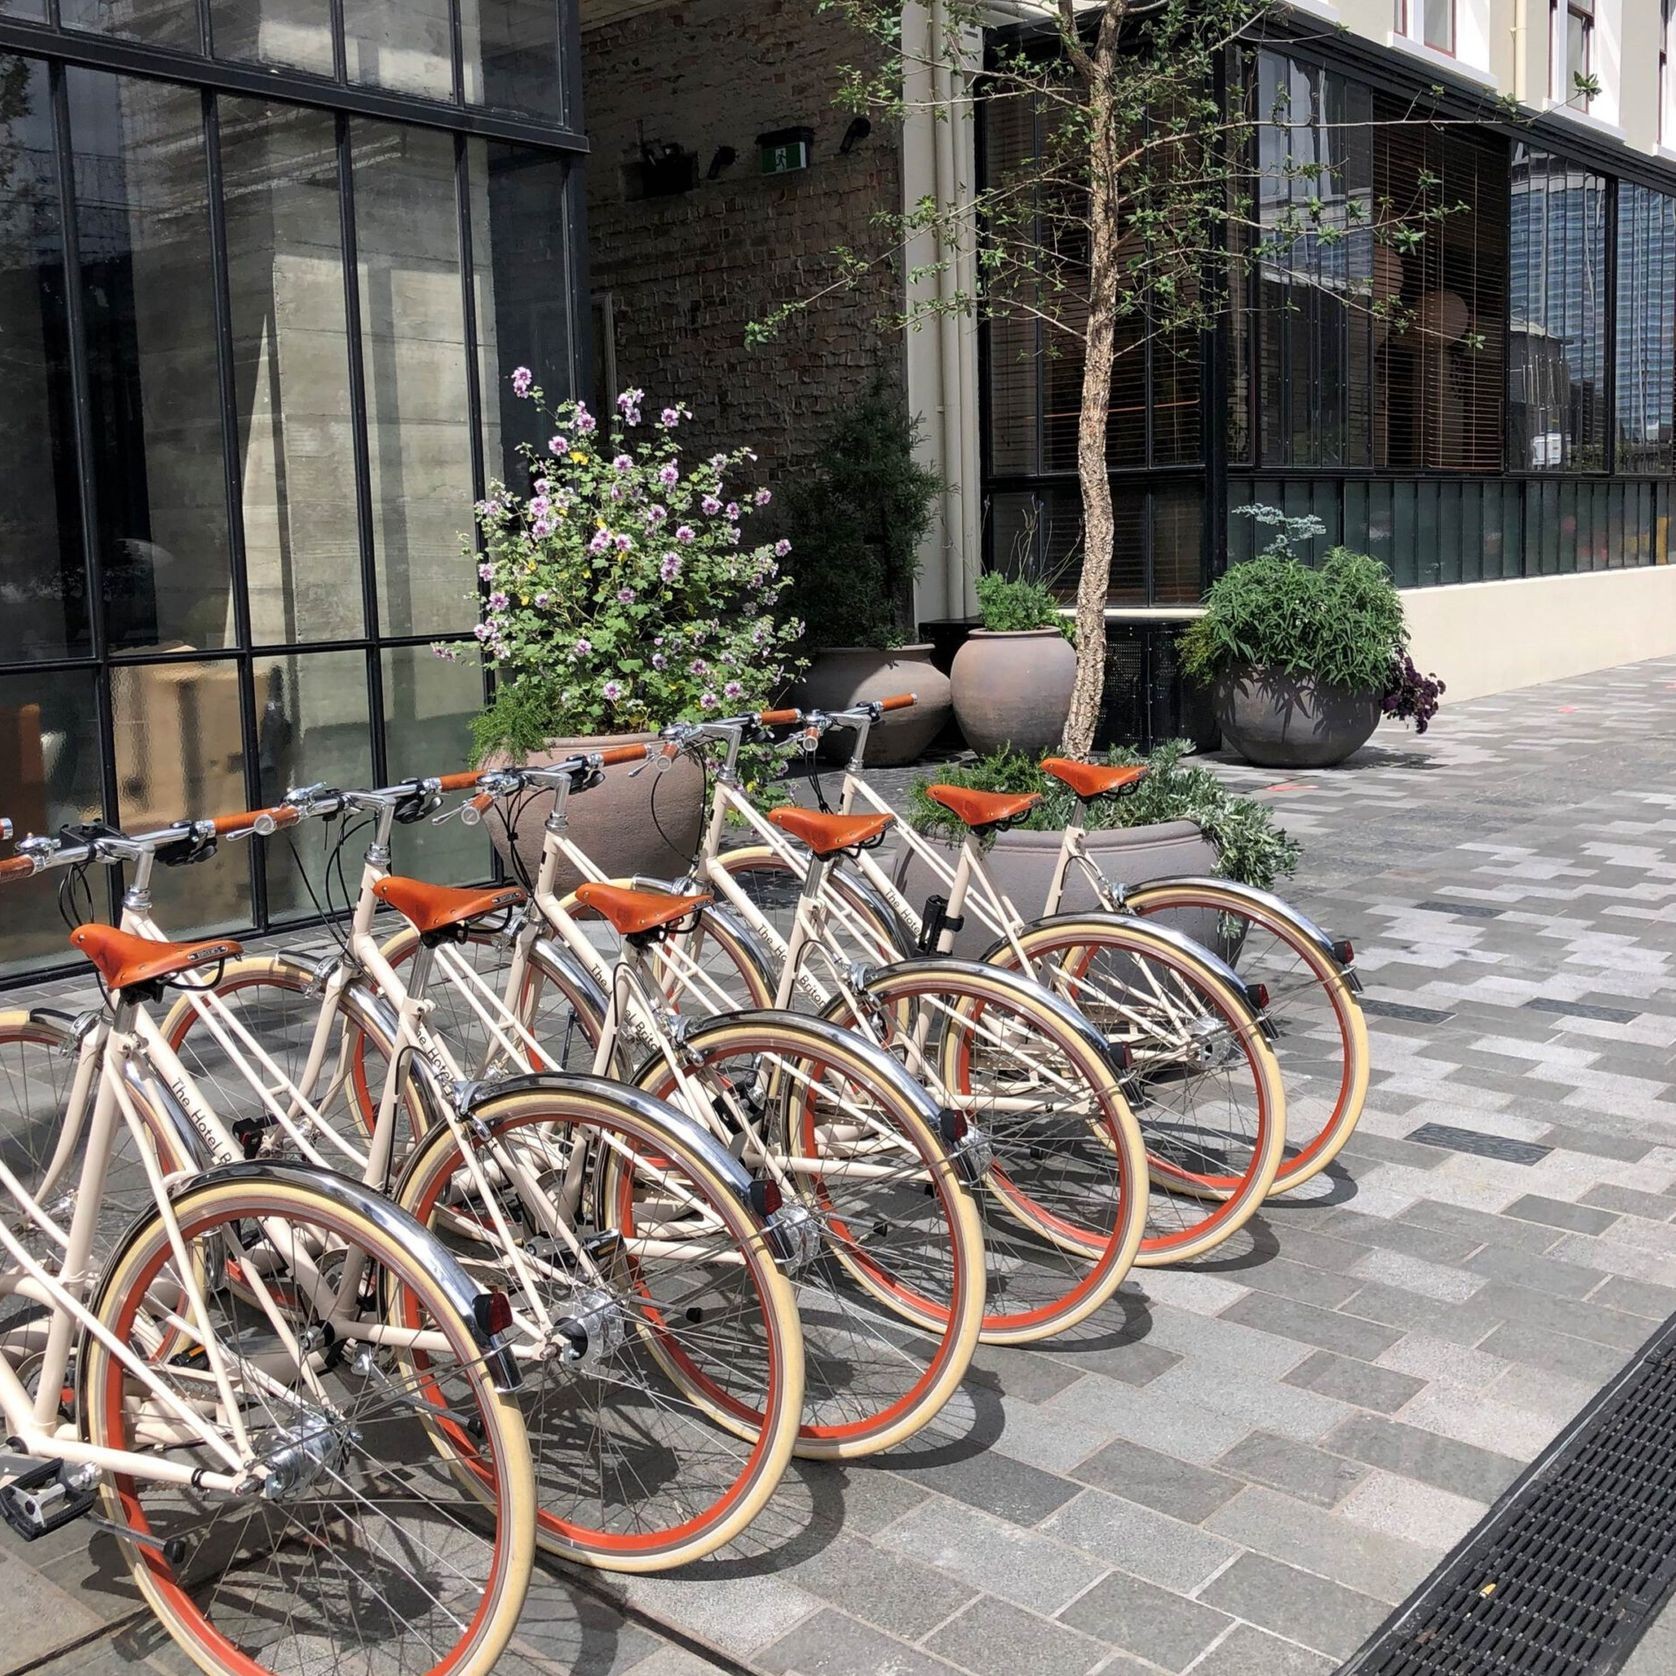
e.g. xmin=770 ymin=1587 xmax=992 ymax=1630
xmin=0 ymin=830 xmax=535 ymax=1676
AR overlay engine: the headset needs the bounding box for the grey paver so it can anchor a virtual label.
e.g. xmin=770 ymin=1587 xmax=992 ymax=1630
xmin=1073 ymin=1435 xmax=1245 ymax=1522
xmin=1037 ymin=1489 xmax=1238 ymax=1593
xmin=1215 ymin=1430 xmax=1369 ymax=1509
xmin=1058 ymin=1571 xmax=1233 ymax=1672
xmin=758 ymin=1609 xmax=961 ymax=1676
xmin=1282 ymin=1348 xmax=1427 ymax=1413
xmin=1505 ymin=1192 xmax=1620 ymax=1234
xmin=1323 ymin=1413 xmax=1526 ymax=1503
xmin=1196 ymin=1552 xmax=1390 ymax=1661
xmin=1218 ymin=1292 xmax=1404 ymax=1362
xmin=926 ymin=1595 xmax=1107 ymax=1676
xmin=875 ymin=1495 xmax=1110 ymax=1616
xmin=1182 ymin=1622 xmax=1341 ymax=1675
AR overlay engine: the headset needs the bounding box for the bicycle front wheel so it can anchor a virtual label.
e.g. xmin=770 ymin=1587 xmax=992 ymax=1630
xmin=1124 ymin=880 xmax=1370 ymax=1194
xmin=83 ymin=1172 xmax=535 ymax=1676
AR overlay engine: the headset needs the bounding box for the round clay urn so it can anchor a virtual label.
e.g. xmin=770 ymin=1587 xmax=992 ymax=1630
xmin=483 ymin=730 xmax=705 ymax=895
xmin=950 ymin=628 xmax=1076 ymax=755
xmin=1213 ymin=668 xmax=1382 ymax=769
xmin=793 ymin=645 xmax=952 ymax=767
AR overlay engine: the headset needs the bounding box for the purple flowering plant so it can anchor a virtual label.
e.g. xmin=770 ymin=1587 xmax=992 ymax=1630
xmin=454 ymin=372 xmax=802 ymax=760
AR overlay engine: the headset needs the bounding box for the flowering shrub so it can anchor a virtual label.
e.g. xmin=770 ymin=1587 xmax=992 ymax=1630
xmin=1382 ymin=652 xmax=1445 ymax=734
xmin=446 ymin=372 xmax=802 ymax=762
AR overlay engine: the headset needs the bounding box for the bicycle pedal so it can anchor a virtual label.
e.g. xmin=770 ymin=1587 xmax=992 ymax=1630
xmin=0 ymin=1458 xmax=96 ymax=1542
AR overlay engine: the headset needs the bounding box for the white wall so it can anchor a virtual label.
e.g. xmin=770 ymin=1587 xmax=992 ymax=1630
xmin=1402 ymin=565 xmax=1676 ymax=700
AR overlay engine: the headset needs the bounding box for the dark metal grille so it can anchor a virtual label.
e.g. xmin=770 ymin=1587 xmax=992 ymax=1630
xmin=1346 ymin=1315 xmax=1676 ymax=1675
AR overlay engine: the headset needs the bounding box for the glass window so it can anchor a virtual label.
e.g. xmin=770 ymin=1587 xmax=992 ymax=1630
xmin=353 ymin=120 xmax=476 ymax=637
xmin=0 ymin=669 xmax=103 ymax=974
xmin=253 ymin=649 xmax=373 ymax=917
xmin=460 ymin=0 xmax=566 ymax=123
xmin=343 ymin=0 xmax=456 ymax=102
xmin=219 ymin=97 xmax=365 ymax=645
xmin=468 ymin=138 xmax=576 ymax=485
xmin=0 ymin=0 xmax=47 ymax=18
xmin=0 ymin=55 xmax=91 ymax=663
xmin=111 ymin=659 xmax=252 ymax=935
xmin=1423 ymin=0 xmax=1455 ymax=52
xmin=60 ymin=0 xmax=199 ymax=49
xmin=1615 ymin=185 xmax=1676 ymax=476
xmin=382 ymin=643 xmax=487 ymax=881
xmin=1151 ymin=486 xmax=1203 ymax=605
xmin=211 ymin=0 xmax=335 ymax=76
xmin=1373 ymin=98 xmax=1508 ymax=472
xmin=66 ymin=69 xmax=235 ymax=656
xmin=1509 ymin=146 xmax=1607 ymax=471
xmin=1565 ymin=0 xmax=1594 ymax=108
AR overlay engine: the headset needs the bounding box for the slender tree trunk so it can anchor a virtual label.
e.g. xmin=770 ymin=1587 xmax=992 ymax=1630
xmin=1061 ymin=32 xmax=1122 ymax=757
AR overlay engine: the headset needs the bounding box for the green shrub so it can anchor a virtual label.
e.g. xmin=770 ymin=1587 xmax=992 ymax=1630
xmin=975 ymin=571 xmax=1070 ymax=636
xmin=906 ymin=740 xmax=1301 ymax=892
xmin=1180 ymin=505 xmax=1408 ymax=692
xmin=779 ymin=377 xmax=944 ymax=650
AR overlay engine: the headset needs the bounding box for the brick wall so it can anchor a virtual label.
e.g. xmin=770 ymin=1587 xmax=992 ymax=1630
xmin=580 ymin=0 xmax=904 ymax=483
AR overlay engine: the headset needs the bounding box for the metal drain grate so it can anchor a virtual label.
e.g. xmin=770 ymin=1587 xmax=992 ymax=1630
xmin=1344 ymin=1312 xmax=1676 ymax=1675
xmin=1406 ymin=1123 xmax=1553 ymax=1166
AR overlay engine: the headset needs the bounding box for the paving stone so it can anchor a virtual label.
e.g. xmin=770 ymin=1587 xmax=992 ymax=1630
xmin=1282 ymin=1348 xmax=1427 ymax=1414
xmin=1196 ymin=1552 xmax=1390 ymax=1661
xmin=886 ymin=1439 xmax=1081 ymax=1528
xmin=1532 ymin=1122 xmax=1655 ymax=1163
xmin=759 ymin=1609 xmax=961 ymax=1676
xmin=1398 ymin=1198 xmax=1569 ymax=1254
xmin=1347 ymin=1248 xmax=1486 ymax=1303
xmin=1218 ymin=1292 xmax=1404 ymax=1362
xmin=1227 ymin=1255 xmax=1364 ymax=1309
xmin=1042 ymin=1374 xmax=1254 ymax=1466
xmin=1375 ymin=1334 xmax=1515 ymax=1391
xmin=1056 ymin=1571 xmax=1232 ymax=1672
xmin=1581 ymin=1182 xmax=1676 ymax=1221
xmin=1323 ymin=1413 xmax=1526 ymax=1503
xmin=925 ymin=1595 xmax=1107 ymax=1676
xmin=1463 ymin=1243 xmax=1612 ymax=1301
xmin=1336 ymin=1467 xmax=1491 ymax=1551
xmin=1336 ymin=1280 xmax=1504 ymax=1344
xmin=1203 ymin=1486 xmax=1442 ymax=1604
xmin=1393 ymin=1382 xmax=1565 ymax=1461
xmin=0 ymin=1550 xmax=109 ymax=1669
xmin=1590 ymin=1274 xmax=1676 ymax=1321
xmin=1180 ymin=1622 xmax=1341 ymax=1675
xmin=1470 ymin=1279 xmax=1652 ymax=1351
xmin=1215 ymin=1430 xmax=1369 ymax=1509
xmin=770 ymin=1529 xmax=979 ymax=1642
xmin=1072 ymin=1435 xmax=1245 ymax=1523
xmin=1137 ymin=1359 xmax=1356 ymax=1446
xmin=1504 ymin=1192 xmax=1620 ymax=1235
xmin=1037 ymin=1489 xmax=1238 ymax=1593
xmin=1475 ymin=1318 xmax=1637 ymax=1387
xmin=875 ymin=1495 xmax=1109 ymax=1617
xmin=965 ymin=1342 xmax=1087 ymax=1406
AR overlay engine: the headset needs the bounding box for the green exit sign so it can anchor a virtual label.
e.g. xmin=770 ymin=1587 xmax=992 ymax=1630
xmin=758 ymin=127 xmax=813 ymax=175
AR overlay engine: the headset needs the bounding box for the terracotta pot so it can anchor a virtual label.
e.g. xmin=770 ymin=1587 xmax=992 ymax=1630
xmin=483 ymin=730 xmax=705 ymax=896
xmin=793 ymin=645 xmax=952 ymax=767
xmin=950 ymin=628 xmax=1076 ymax=755
xmin=893 ymin=818 xmax=1220 ymax=959
xmin=1213 ymin=667 xmax=1382 ymax=769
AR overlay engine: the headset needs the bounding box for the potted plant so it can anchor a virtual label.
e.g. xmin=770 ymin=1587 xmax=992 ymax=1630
xmin=780 ymin=377 xmax=950 ymax=765
xmin=448 ymin=370 xmax=801 ymax=892
xmin=950 ymin=572 xmax=1075 ymax=754
xmin=894 ymin=740 xmax=1301 ymax=957
xmin=1181 ymin=505 xmax=1445 ymax=769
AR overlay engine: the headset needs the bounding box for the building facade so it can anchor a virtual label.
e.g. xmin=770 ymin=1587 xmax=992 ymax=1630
xmin=0 ymin=0 xmax=587 ymax=974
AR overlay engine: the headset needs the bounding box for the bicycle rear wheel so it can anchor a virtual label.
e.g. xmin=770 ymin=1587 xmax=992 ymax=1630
xmin=394 ymin=1081 xmax=804 ymax=1571
xmin=994 ymin=918 xmax=1286 ymax=1265
xmin=1124 ymin=880 xmax=1370 ymax=1195
xmin=83 ymin=1172 xmax=535 ymax=1676
xmin=824 ymin=960 xmax=1150 ymax=1346
xmin=625 ymin=1012 xmax=985 ymax=1457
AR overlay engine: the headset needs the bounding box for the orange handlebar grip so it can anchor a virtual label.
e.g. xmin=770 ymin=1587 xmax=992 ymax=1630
xmin=209 ymin=805 xmax=301 ymax=837
xmin=757 ymin=708 xmax=800 ymax=726
xmin=0 ymin=855 xmax=35 ymax=881
xmin=597 ymin=743 xmax=650 ymax=767
xmin=434 ymin=770 xmax=481 ymax=793
xmin=469 ymin=790 xmax=496 ymax=815
xmin=878 ymin=693 xmax=917 ymax=713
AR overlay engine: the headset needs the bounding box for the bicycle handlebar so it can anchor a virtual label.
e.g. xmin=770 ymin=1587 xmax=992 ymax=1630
xmin=0 ymin=854 xmax=36 ymax=882
xmin=209 ymin=803 xmax=303 ymax=838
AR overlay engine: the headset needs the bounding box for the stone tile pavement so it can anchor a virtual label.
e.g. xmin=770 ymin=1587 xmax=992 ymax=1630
xmin=8 ymin=655 xmax=1676 ymax=1675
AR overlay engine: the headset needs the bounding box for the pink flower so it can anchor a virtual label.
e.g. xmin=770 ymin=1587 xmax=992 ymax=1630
xmin=724 ymin=680 xmax=744 ymax=699
xmin=699 ymin=690 xmax=719 ymax=709
xmin=548 ymin=435 xmax=568 ymax=455
xmin=773 ymin=538 xmax=792 ymax=558
xmin=576 ymin=409 xmax=597 ymax=435
xmin=659 ymin=462 xmax=679 ymax=487
xmin=602 ymin=679 xmax=625 ymax=701
xmin=511 ymin=367 xmax=532 ymax=397
xmin=660 ymin=407 xmax=680 ymax=426
xmin=477 ymin=561 xmax=494 ymax=581
xmin=676 ymin=525 xmax=696 ymax=543
xmin=702 ymin=495 xmax=722 ymax=515
xmin=659 ymin=552 xmax=682 ymax=581
xmin=617 ymin=586 xmax=636 ymax=602
xmin=612 ymin=454 xmax=633 ymax=471
xmin=754 ymin=488 xmax=772 ymax=506
xmin=725 ymin=502 xmax=741 ymax=520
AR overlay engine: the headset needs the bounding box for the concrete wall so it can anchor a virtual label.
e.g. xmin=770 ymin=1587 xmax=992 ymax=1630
xmin=580 ymin=0 xmax=905 ymax=480
xmin=1402 ymin=566 xmax=1676 ymax=701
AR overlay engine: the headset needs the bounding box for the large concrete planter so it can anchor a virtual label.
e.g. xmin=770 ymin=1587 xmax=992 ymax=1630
xmin=950 ymin=628 xmax=1075 ymax=755
xmin=484 ymin=730 xmax=704 ymax=896
xmin=893 ymin=818 xmax=1220 ymax=959
xmin=1214 ymin=667 xmax=1382 ymax=769
xmin=794 ymin=644 xmax=952 ymax=767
